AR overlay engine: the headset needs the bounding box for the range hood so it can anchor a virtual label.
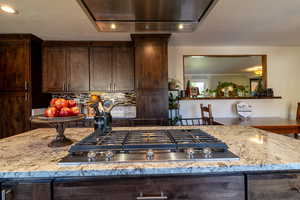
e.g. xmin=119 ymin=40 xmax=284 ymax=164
xmin=78 ymin=0 xmax=218 ymax=32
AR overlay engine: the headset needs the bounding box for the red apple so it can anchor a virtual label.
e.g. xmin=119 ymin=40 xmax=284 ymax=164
xmin=54 ymin=98 xmax=68 ymax=110
xmin=68 ymin=99 xmax=77 ymax=108
xmin=59 ymin=107 xmax=72 ymax=117
xmin=70 ymin=106 xmax=80 ymax=115
xmin=44 ymin=107 xmax=58 ymax=117
xmin=50 ymin=98 xmax=58 ymax=107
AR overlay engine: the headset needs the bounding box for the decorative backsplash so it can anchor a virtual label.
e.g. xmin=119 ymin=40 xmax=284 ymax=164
xmin=52 ymin=92 xmax=136 ymax=106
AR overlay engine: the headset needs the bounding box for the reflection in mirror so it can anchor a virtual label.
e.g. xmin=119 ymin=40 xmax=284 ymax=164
xmin=183 ymin=55 xmax=266 ymax=98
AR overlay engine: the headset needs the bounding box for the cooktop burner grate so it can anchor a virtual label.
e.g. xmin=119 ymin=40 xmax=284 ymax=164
xmin=69 ymin=129 xmax=228 ymax=153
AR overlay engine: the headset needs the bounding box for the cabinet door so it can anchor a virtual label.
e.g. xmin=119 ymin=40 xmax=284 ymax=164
xmin=90 ymin=47 xmax=112 ymax=91
xmin=54 ymin=175 xmax=244 ymax=200
xmin=43 ymin=47 xmax=67 ymax=92
xmin=134 ymin=39 xmax=168 ymax=90
xmin=136 ymin=89 xmax=168 ymax=119
xmin=67 ymin=47 xmax=90 ymax=92
xmin=1 ymin=180 xmax=51 ymax=200
xmin=248 ymin=173 xmax=300 ymax=200
xmin=0 ymin=92 xmax=30 ymax=139
xmin=113 ymin=47 xmax=134 ymax=91
xmin=0 ymin=40 xmax=28 ymax=91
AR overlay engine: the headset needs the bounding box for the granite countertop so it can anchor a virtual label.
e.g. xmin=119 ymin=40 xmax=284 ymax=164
xmin=1 ymin=126 xmax=300 ymax=178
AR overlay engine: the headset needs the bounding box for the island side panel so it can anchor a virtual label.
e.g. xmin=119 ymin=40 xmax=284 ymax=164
xmin=53 ymin=175 xmax=245 ymax=200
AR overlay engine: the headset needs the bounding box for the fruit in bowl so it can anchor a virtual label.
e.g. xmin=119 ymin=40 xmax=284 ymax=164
xmin=45 ymin=98 xmax=81 ymax=117
xmin=44 ymin=107 xmax=59 ymax=117
xmin=59 ymin=107 xmax=72 ymax=117
xmin=54 ymin=98 xmax=68 ymax=110
xmin=70 ymin=106 xmax=80 ymax=115
xmin=68 ymin=99 xmax=76 ymax=108
xmin=50 ymin=98 xmax=58 ymax=107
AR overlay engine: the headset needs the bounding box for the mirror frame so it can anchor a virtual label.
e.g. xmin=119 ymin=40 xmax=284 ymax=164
xmin=182 ymin=55 xmax=267 ymax=89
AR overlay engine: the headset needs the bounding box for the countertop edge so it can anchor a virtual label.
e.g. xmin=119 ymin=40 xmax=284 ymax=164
xmin=2 ymin=163 xmax=300 ymax=179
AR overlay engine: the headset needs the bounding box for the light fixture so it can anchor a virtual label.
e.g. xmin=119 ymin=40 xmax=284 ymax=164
xmin=178 ymin=24 xmax=184 ymax=30
xmin=190 ymin=56 xmax=205 ymax=59
xmin=0 ymin=5 xmax=17 ymax=14
xmin=245 ymin=65 xmax=263 ymax=76
xmin=110 ymin=23 xmax=116 ymax=30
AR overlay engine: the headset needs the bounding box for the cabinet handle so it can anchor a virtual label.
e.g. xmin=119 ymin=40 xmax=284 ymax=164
xmin=25 ymin=92 xmax=28 ymax=101
xmin=114 ymin=83 xmax=116 ymax=91
xmin=24 ymin=81 xmax=28 ymax=91
xmin=136 ymin=192 xmax=168 ymax=200
xmin=68 ymin=83 xmax=70 ymax=92
xmin=63 ymin=83 xmax=65 ymax=91
xmin=110 ymin=82 xmax=113 ymax=91
xmin=2 ymin=188 xmax=12 ymax=200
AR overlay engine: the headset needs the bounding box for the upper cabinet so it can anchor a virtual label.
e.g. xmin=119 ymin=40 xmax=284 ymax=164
xmin=0 ymin=39 xmax=29 ymax=91
xmin=134 ymin=38 xmax=168 ymax=90
xmin=43 ymin=46 xmax=89 ymax=93
xmin=42 ymin=42 xmax=134 ymax=93
xmin=90 ymin=47 xmax=113 ymax=91
xmin=113 ymin=46 xmax=134 ymax=91
xmin=67 ymin=47 xmax=90 ymax=92
xmin=43 ymin=47 xmax=67 ymax=92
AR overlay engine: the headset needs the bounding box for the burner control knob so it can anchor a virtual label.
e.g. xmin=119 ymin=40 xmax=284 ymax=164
xmin=186 ymin=148 xmax=195 ymax=159
xmin=146 ymin=149 xmax=154 ymax=160
xmin=87 ymin=151 xmax=97 ymax=162
xmin=203 ymin=147 xmax=212 ymax=158
xmin=105 ymin=151 xmax=114 ymax=161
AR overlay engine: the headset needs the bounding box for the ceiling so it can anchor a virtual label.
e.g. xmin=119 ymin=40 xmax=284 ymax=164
xmin=184 ymin=56 xmax=261 ymax=74
xmin=1 ymin=0 xmax=300 ymax=46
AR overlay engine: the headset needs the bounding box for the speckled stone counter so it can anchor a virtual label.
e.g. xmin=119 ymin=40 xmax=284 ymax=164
xmin=1 ymin=126 xmax=300 ymax=178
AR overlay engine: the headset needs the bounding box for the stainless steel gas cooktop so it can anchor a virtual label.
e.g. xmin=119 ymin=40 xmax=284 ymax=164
xmin=59 ymin=129 xmax=239 ymax=165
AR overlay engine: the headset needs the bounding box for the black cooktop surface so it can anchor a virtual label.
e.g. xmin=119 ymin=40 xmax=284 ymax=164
xmin=69 ymin=129 xmax=229 ymax=153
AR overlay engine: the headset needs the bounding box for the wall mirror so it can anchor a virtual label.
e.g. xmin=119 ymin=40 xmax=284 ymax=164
xmin=183 ymin=55 xmax=267 ymax=97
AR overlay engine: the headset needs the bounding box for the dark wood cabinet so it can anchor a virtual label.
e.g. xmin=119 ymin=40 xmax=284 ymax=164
xmin=132 ymin=34 xmax=170 ymax=122
xmin=0 ymin=34 xmax=48 ymax=139
xmin=67 ymin=47 xmax=90 ymax=92
xmin=1 ymin=180 xmax=51 ymax=200
xmin=90 ymin=46 xmax=134 ymax=92
xmin=0 ymin=40 xmax=28 ymax=92
xmin=113 ymin=46 xmax=134 ymax=91
xmin=0 ymin=92 xmax=30 ymax=138
xmin=90 ymin=47 xmax=112 ymax=91
xmin=42 ymin=47 xmax=67 ymax=92
xmin=136 ymin=89 xmax=168 ymax=119
xmin=248 ymin=173 xmax=300 ymax=200
xmin=43 ymin=46 xmax=89 ymax=93
xmin=54 ymin=175 xmax=244 ymax=200
xmin=134 ymin=39 xmax=168 ymax=90
xmin=43 ymin=43 xmax=134 ymax=93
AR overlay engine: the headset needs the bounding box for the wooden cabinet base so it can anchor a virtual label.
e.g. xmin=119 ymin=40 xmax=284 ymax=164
xmin=248 ymin=173 xmax=300 ymax=200
xmin=54 ymin=175 xmax=245 ymax=200
xmin=1 ymin=180 xmax=51 ymax=200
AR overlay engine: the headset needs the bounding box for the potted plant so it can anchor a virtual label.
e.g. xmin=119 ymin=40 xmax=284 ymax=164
xmin=168 ymin=78 xmax=181 ymax=90
xmin=208 ymin=89 xmax=217 ymax=97
xmin=236 ymin=85 xmax=246 ymax=97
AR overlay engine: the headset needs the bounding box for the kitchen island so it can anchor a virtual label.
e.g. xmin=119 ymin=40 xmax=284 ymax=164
xmin=1 ymin=126 xmax=300 ymax=199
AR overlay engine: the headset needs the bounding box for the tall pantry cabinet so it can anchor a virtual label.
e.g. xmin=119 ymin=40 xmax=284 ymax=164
xmin=0 ymin=34 xmax=49 ymax=139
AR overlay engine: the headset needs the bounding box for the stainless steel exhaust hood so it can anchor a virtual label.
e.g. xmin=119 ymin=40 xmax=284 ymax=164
xmin=78 ymin=0 xmax=218 ymax=32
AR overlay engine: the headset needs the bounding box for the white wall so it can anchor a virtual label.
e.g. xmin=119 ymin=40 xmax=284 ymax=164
xmin=168 ymin=46 xmax=300 ymax=119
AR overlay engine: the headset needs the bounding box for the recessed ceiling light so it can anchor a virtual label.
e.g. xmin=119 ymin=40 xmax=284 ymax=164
xmin=178 ymin=24 xmax=184 ymax=30
xmin=110 ymin=23 xmax=116 ymax=30
xmin=0 ymin=5 xmax=17 ymax=14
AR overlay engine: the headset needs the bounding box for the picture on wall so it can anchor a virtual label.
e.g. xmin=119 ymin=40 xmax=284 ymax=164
xmin=250 ymin=78 xmax=260 ymax=92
